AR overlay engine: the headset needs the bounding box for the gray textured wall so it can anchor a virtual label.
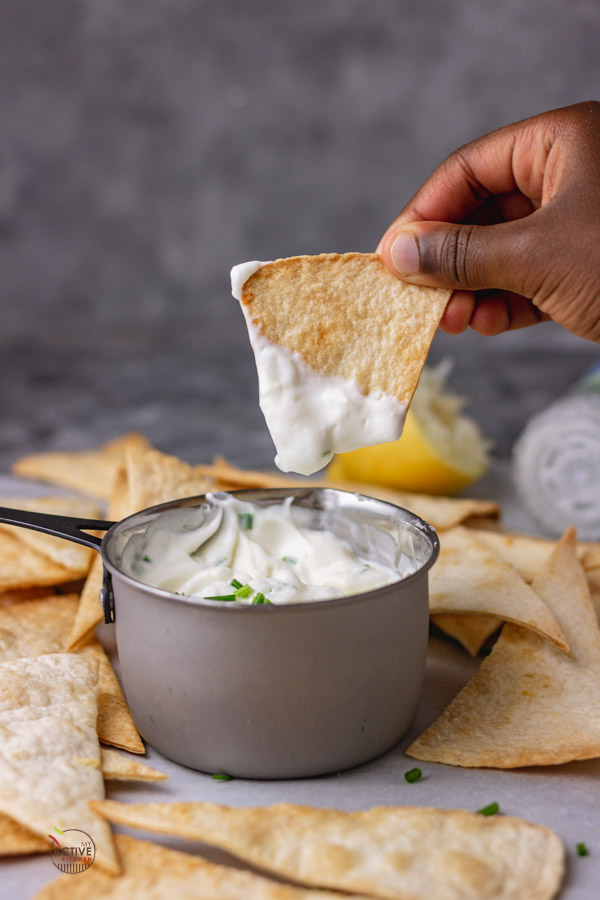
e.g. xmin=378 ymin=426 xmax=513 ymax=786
xmin=1 ymin=0 xmax=599 ymax=467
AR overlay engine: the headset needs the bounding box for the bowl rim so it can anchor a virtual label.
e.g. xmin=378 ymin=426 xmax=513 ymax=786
xmin=101 ymin=486 xmax=440 ymax=613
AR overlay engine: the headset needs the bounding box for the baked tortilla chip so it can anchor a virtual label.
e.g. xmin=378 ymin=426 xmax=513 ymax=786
xmin=471 ymin=529 xmax=594 ymax=582
xmin=34 ymin=834 xmax=370 ymax=900
xmin=0 ymin=593 xmax=143 ymax=753
xmin=67 ymin=448 xmax=215 ymax=650
xmin=408 ymin=529 xmax=600 ymax=767
xmin=0 ymin=750 xmax=165 ymax=858
xmin=91 ymin=801 xmax=564 ymax=900
xmin=11 ymin=432 xmax=150 ymax=500
xmin=0 ymin=531 xmax=76 ymax=591
xmin=429 ymin=527 xmax=568 ymax=650
xmin=431 ymin=614 xmax=501 ymax=656
xmin=0 ymin=496 xmax=100 ymax=576
xmin=240 ymin=253 xmax=450 ymax=403
xmin=99 ymin=748 xmax=167 ymax=782
xmin=0 ymin=654 xmax=118 ymax=873
xmin=125 ymin=444 xmax=215 ymax=512
xmin=238 ymin=254 xmax=450 ymax=474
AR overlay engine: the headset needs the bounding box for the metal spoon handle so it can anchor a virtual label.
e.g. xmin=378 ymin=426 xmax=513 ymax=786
xmin=0 ymin=506 xmax=116 ymax=551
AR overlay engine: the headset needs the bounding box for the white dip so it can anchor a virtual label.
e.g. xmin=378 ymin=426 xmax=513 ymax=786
xmin=231 ymin=261 xmax=408 ymax=476
xmin=120 ymin=493 xmax=401 ymax=605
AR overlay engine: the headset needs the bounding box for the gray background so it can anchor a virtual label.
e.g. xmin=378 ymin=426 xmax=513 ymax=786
xmin=1 ymin=0 xmax=599 ymax=470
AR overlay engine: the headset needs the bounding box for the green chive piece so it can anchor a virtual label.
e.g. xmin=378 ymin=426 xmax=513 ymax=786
xmin=230 ymin=578 xmax=243 ymax=589
xmin=282 ymin=556 xmax=297 ymax=564
xmin=235 ymin=584 xmax=253 ymax=599
xmin=204 ymin=594 xmax=237 ymax=602
xmin=577 ymin=842 xmax=589 ymax=857
xmin=252 ymin=592 xmax=271 ymax=605
xmin=404 ymin=767 xmax=422 ymax=783
xmin=142 ymin=555 xmax=151 ymax=563
xmin=239 ymin=513 xmax=253 ymax=530
xmin=322 ymin=449 xmax=332 ymax=457
xmin=477 ymin=802 xmax=499 ymax=816
xmin=212 ymin=773 xmax=233 ymax=782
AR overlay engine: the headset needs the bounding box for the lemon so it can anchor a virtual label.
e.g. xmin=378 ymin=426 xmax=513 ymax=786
xmin=326 ymin=362 xmax=490 ymax=495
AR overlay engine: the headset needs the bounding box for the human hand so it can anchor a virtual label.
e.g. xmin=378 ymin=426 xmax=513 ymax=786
xmin=378 ymin=101 xmax=600 ymax=342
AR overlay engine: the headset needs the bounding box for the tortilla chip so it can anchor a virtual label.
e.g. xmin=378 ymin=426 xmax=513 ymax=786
xmin=67 ymin=448 xmax=215 ymax=650
xmin=0 ymin=531 xmax=77 ymax=591
xmin=34 ymin=834 xmax=370 ymax=900
xmin=241 ymin=253 xmax=450 ymax=403
xmin=408 ymin=529 xmax=600 ymax=767
xmin=0 ymin=496 xmax=100 ymax=576
xmin=100 ymin=748 xmax=167 ymax=782
xmin=11 ymin=432 xmax=150 ymax=500
xmin=0 ymin=654 xmax=118 ymax=873
xmin=201 ymin=456 xmax=500 ymax=532
xmin=0 ymin=593 xmax=143 ymax=753
xmin=91 ymin=801 xmax=564 ymax=900
xmin=0 ymin=750 xmax=165 ymax=857
xmin=0 ymin=813 xmax=49 ymax=855
xmin=470 ymin=529 xmax=594 ymax=582
xmin=125 ymin=445 xmax=215 ymax=513
xmin=81 ymin=642 xmax=145 ymax=754
xmin=429 ymin=527 xmax=569 ymax=650
xmin=431 ymin=614 xmax=502 ymax=656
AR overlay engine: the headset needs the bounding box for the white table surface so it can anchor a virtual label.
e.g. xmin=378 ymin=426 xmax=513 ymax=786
xmin=0 ymin=464 xmax=598 ymax=900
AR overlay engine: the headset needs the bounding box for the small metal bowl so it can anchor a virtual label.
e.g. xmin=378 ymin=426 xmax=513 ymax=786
xmin=0 ymin=488 xmax=439 ymax=779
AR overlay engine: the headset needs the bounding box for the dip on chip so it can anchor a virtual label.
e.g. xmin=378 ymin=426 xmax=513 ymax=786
xmin=232 ymin=253 xmax=450 ymax=475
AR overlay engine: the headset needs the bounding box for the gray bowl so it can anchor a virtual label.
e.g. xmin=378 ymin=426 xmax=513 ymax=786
xmin=101 ymin=488 xmax=439 ymax=779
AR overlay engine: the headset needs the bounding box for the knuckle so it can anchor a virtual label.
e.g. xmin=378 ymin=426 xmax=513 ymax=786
xmin=436 ymin=226 xmax=476 ymax=287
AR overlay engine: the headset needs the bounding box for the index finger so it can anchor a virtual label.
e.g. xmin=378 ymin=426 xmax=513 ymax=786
xmin=380 ymin=108 xmax=562 ymax=240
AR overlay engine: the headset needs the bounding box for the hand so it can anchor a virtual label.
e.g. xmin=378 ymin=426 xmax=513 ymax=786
xmin=378 ymin=101 xmax=600 ymax=342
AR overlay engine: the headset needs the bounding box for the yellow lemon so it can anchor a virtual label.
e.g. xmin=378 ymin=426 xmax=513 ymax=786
xmin=327 ymin=362 xmax=490 ymax=495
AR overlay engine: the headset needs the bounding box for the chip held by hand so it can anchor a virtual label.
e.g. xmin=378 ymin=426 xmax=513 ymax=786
xmin=232 ymin=253 xmax=450 ymax=475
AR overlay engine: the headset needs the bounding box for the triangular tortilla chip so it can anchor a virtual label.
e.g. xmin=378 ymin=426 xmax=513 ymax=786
xmin=429 ymin=527 xmax=568 ymax=650
xmin=67 ymin=448 xmax=215 ymax=650
xmin=11 ymin=432 xmax=150 ymax=500
xmin=99 ymin=748 xmax=166 ymax=782
xmin=91 ymin=801 xmax=564 ymax=900
xmin=431 ymin=614 xmax=501 ymax=656
xmin=0 ymin=593 xmax=143 ymax=753
xmin=125 ymin=445 xmax=215 ymax=512
xmin=408 ymin=529 xmax=600 ymax=767
xmin=238 ymin=254 xmax=450 ymax=474
xmin=0 ymin=750 xmax=165 ymax=857
xmin=0 ymin=654 xmax=118 ymax=873
xmin=34 ymin=834 xmax=370 ymax=900
xmin=0 ymin=496 xmax=100 ymax=575
xmin=240 ymin=253 xmax=450 ymax=402
xmin=0 ymin=531 xmax=76 ymax=591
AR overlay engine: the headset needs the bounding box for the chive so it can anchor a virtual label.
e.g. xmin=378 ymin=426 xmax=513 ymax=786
xmin=404 ymin=767 xmax=422 ymax=783
xmin=239 ymin=513 xmax=253 ymax=530
xmin=204 ymin=594 xmax=237 ymax=602
xmin=252 ymin=592 xmax=271 ymax=605
xmin=235 ymin=584 xmax=253 ymax=599
xmin=322 ymin=449 xmax=332 ymax=457
xmin=577 ymin=842 xmax=589 ymax=857
xmin=230 ymin=578 xmax=243 ymax=589
xmin=477 ymin=802 xmax=499 ymax=816
xmin=212 ymin=773 xmax=233 ymax=782
xmin=282 ymin=556 xmax=297 ymax=564
xmin=142 ymin=555 xmax=151 ymax=562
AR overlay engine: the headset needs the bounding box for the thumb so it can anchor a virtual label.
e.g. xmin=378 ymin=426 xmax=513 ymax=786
xmin=380 ymin=219 xmax=534 ymax=296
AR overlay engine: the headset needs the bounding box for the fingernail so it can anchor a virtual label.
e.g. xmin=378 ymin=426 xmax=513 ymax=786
xmin=390 ymin=231 xmax=420 ymax=276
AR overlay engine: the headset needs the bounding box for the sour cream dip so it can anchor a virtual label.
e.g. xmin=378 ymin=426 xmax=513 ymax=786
xmin=119 ymin=493 xmax=405 ymax=605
